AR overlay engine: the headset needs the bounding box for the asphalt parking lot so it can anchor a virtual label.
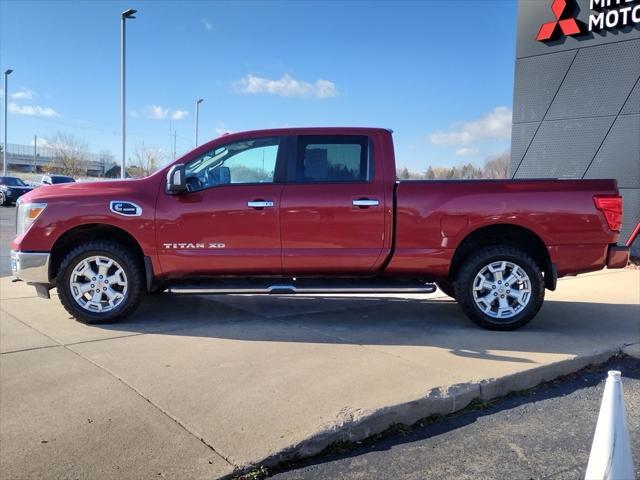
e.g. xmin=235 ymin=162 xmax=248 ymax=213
xmin=272 ymin=355 xmax=640 ymax=480
xmin=1 ymin=204 xmax=639 ymax=479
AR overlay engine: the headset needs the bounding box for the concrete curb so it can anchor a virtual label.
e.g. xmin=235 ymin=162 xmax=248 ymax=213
xmin=478 ymin=347 xmax=621 ymax=400
xmin=231 ymin=344 xmax=634 ymax=477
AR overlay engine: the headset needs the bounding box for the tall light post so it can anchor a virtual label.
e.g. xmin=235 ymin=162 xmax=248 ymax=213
xmin=3 ymin=69 xmax=13 ymax=176
xmin=195 ymin=98 xmax=203 ymax=147
xmin=121 ymin=8 xmax=137 ymax=179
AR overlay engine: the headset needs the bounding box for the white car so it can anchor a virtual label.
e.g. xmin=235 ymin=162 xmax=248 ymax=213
xmin=40 ymin=174 xmax=76 ymax=185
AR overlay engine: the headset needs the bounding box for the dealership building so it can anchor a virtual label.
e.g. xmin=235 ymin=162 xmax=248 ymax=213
xmin=511 ymin=0 xmax=639 ymax=253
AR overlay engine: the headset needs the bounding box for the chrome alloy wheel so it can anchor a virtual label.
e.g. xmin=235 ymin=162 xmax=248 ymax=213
xmin=472 ymin=260 xmax=531 ymax=319
xmin=69 ymin=255 xmax=128 ymax=313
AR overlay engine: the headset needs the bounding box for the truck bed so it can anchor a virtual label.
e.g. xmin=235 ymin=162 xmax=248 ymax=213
xmin=387 ymin=178 xmax=620 ymax=278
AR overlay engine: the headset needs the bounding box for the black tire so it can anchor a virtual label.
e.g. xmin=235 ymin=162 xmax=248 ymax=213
xmin=436 ymin=281 xmax=456 ymax=299
xmin=57 ymin=240 xmax=145 ymax=324
xmin=0 ymin=191 xmax=7 ymax=206
xmin=454 ymin=245 xmax=545 ymax=331
xmin=148 ymin=286 xmax=167 ymax=295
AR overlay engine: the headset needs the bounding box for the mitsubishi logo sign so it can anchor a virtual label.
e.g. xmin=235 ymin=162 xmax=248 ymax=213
xmin=536 ymin=0 xmax=581 ymax=41
xmin=537 ymin=0 xmax=640 ymax=42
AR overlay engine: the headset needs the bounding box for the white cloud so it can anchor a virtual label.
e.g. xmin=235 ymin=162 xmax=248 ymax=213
xmin=143 ymin=105 xmax=188 ymax=120
xmin=11 ymin=88 xmax=34 ymax=99
xmin=31 ymin=137 xmax=55 ymax=148
xmin=8 ymin=103 xmax=59 ymax=117
xmin=130 ymin=109 xmax=139 ymax=118
xmin=202 ymin=19 xmax=213 ymax=31
xmin=428 ymin=107 xmax=512 ymax=146
xmin=171 ymin=109 xmax=188 ymax=120
xmin=146 ymin=105 xmax=169 ymax=120
xmin=234 ymin=74 xmax=338 ymax=99
xmin=313 ymin=79 xmax=338 ymax=99
xmin=455 ymin=147 xmax=479 ymax=156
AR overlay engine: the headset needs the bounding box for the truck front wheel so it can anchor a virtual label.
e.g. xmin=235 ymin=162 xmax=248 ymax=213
xmin=57 ymin=241 xmax=145 ymax=324
xmin=454 ymin=246 xmax=545 ymax=331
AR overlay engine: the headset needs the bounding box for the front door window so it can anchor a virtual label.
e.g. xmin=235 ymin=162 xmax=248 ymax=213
xmin=184 ymin=137 xmax=280 ymax=192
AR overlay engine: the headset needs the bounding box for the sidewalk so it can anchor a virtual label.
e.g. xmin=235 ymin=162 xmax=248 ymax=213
xmin=1 ymin=269 xmax=638 ymax=478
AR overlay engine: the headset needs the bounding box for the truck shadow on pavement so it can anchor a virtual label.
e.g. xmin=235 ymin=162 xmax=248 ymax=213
xmin=95 ymin=293 xmax=640 ymax=364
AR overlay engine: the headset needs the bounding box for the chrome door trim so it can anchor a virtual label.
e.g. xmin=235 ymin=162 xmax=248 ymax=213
xmin=352 ymin=199 xmax=379 ymax=207
xmin=247 ymin=200 xmax=275 ymax=208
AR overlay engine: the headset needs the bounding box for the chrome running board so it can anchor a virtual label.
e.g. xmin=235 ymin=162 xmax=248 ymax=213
xmin=168 ymin=280 xmax=437 ymax=295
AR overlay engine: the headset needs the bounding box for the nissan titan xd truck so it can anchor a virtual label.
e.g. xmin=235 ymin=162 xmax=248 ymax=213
xmin=11 ymin=128 xmax=631 ymax=330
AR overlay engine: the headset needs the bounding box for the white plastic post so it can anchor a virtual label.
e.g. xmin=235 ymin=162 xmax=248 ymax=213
xmin=585 ymin=370 xmax=635 ymax=480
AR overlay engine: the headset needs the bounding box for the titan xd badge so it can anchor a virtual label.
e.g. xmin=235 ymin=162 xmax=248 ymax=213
xmin=163 ymin=243 xmax=226 ymax=249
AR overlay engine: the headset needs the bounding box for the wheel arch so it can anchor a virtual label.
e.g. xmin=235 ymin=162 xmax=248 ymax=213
xmin=49 ymin=224 xmax=147 ymax=284
xmin=449 ymin=223 xmax=556 ymax=290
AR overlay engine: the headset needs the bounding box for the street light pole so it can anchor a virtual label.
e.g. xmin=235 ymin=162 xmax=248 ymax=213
xmin=3 ymin=69 xmax=13 ymax=176
xmin=195 ymin=98 xmax=203 ymax=147
xmin=121 ymin=8 xmax=137 ymax=179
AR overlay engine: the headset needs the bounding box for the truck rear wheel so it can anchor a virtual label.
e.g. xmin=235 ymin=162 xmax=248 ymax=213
xmin=57 ymin=240 xmax=145 ymax=324
xmin=454 ymin=246 xmax=544 ymax=331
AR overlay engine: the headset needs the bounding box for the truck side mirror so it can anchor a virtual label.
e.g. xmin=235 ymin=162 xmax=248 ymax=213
xmin=166 ymin=164 xmax=187 ymax=195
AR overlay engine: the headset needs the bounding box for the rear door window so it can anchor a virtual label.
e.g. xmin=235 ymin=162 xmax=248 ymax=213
xmin=294 ymin=135 xmax=371 ymax=182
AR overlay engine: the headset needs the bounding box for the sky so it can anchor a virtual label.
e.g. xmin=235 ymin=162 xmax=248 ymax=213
xmin=0 ymin=0 xmax=518 ymax=171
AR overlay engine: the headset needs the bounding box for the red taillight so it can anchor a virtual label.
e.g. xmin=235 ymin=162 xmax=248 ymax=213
xmin=594 ymin=195 xmax=623 ymax=232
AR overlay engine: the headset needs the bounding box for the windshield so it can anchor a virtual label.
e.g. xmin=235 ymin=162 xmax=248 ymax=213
xmin=0 ymin=177 xmax=27 ymax=186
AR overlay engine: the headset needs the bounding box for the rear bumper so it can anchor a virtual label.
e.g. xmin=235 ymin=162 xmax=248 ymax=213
xmin=10 ymin=250 xmax=51 ymax=283
xmin=606 ymin=245 xmax=629 ymax=269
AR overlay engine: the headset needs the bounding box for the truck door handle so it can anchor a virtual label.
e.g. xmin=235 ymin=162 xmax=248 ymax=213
xmin=247 ymin=200 xmax=274 ymax=209
xmin=352 ymin=199 xmax=380 ymax=207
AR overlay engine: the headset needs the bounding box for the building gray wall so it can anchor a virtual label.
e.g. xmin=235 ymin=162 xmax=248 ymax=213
xmin=511 ymin=0 xmax=640 ymax=254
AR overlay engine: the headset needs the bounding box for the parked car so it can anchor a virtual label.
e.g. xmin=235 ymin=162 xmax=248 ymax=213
xmin=10 ymin=127 xmax=631 ymax=330
xmin=0 ymin=176 xmax=34 ymax=206
xmin=40 ymin=174 xmax=76 ymax=185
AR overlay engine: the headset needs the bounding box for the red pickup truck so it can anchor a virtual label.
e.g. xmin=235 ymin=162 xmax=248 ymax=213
xmin=10 ymin=127 xmax=629 ymax=330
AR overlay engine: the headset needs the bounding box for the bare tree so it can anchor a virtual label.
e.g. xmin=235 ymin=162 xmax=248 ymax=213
xmin=396 ymin=167 xmax=428 ymax=180
xmin=482 ymin=151 xmax=510 ymax=179
xmin=131 ymin=142 xmax=165 ymax=177
xmin=400 ymin=150 xmax=511 ymax=181
xmin=397 ymin=167 xmax=411 ymax=179
xmin=425 ymin=166 xmax=435 ymax=179
xmin=47 ymin=132 xmax=89 ymax=177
